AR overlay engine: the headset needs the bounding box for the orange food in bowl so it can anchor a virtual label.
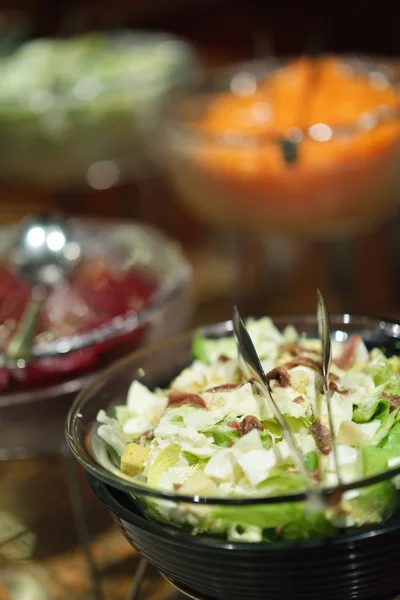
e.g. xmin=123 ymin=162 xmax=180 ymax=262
xmin=167 ymin=57 xmax=400 ymax=237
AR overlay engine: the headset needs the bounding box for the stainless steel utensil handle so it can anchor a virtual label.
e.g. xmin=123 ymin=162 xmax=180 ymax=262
xmin=5 ymin=286 xmax=44 ymax=366
xmin=317 ymin=290 xmax=343 ymax=486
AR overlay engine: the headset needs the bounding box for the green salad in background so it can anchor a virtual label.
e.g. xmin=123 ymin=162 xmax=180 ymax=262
xmin=96 ymin=317 xmax=400 ymax=543
xmin=0 ymin=32 xmax=198 ymax=187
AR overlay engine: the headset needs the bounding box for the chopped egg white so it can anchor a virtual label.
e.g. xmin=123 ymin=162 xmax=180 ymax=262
xmin=236 ymin=449 xmax=276 ymax=486
xmin=204 ymin=449 xmax=237 ymax=482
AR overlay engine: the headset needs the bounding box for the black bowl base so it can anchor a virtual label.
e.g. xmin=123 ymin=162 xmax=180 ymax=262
xmin=89 ymin=477 xmax=400 ymax=600
xmin=164 ymin=575 xmax=400 ymax=600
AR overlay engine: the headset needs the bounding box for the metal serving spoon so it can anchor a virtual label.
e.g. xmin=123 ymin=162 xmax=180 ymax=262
xmin=317 ymin=289 xmax=343 ymax=485
xmin=4 ymin=214 xmax=81 ymax=367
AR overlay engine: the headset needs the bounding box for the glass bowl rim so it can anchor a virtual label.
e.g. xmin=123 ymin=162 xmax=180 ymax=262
xmin=0 ymin=219 xmax=192 ymax=365
xmin=162 ymin=54 xmax=400 ymax=148
xmin=66 ymin=312 xmax=400 ymax=506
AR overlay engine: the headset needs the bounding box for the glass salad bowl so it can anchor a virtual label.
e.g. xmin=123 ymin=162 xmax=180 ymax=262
xmin=157 ymin=56 xmax=400 ymax=239
xmin=0 ymin=217 xmax=193 ymax=457
xmin=0 ymin=31 xmax=200 ymax=190
xmin=67 ymin=314 xmax=400 ymax=600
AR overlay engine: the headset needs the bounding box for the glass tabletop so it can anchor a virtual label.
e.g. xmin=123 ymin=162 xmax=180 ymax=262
xmin=0 ymin=453 xmax=186 ymax=600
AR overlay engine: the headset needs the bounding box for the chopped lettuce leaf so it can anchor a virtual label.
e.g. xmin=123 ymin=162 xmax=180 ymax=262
xmin=285 ymin=416 xmax=312 ymax=433
xmin=305 ymin=451 xmax=318 ymax=472
xmin=259 ymin=430 xmax=273 ymax=449
xmin=361 ymin=445 xmax=389 ymax=476
xmin=378 ymin=421 xmax=400 ymax=460
xmin=364 ymin=349 xmax=400 ymax=389
xmin=256 ymin=467 xmax=306 ymax=496
xmin=352 ymin=396 xmax=389 ymax=423
xmin=115 ymin=406 xmax=131 ymax=427
xmin=281 ymin=512 xmax=335 ymax=541
xmin=202 ymin=421 xmax=241 ymax=448
xmin=261 ymin=419 xmax=282 ymax=438
xmin=182 ymin=451 xmax=209 ymax=467
xmin=147 ymin=444 xmax=180 ymax=486
xmin=343 ymin=481 xmax=398 ymax=526
xmin=192 ymin=330 xmax=237 ymax=364
xmin=372 ymin=407 xmax=400 ymax=445
xmin=97 ymin=410 xmax=128 ymax=457
xmin=212 ymin=501 xmax=333 ymax=541
xmin=192 ymin=317 xmax=284 ymax=366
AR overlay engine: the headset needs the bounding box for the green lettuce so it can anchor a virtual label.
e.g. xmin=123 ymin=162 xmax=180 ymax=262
xmin=256 ymin=467 xmax=307 ymax=496
xmin=344 ymin=481 xmax=398 ymax=526
xmin=202 ymin=421 xmax=241 ymax=448
xmin=146 ymin=444 xmax=180 ymax=486
xmin=364 ymin=349 xmax=400 ymax=388
xmin=192 ymin=330 xmax=237 ymax=364
xmin=353 ymin=396 xmax=390 ymax=424
xmin=359 ymin=414 xmax=400 ymax=475
xmin=378 ymin=420 xmax=400 ymax=459
xmin=262 ymin=419 xmax=282 ymax=438
xmin=372 ymin=407 xmax=400 ymax=445
xmin=361 ymin=444 xmax=389 ymax=476
xmin=211 ymin=501 xmax=334 ymax=540
xmin=182 ymin=451 xmax=209 ymax=467
xmin=305 ymin=451 xmax=319 ymax=472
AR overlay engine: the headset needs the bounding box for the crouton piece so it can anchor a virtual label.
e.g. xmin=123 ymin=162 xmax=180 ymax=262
xmin=120 ymin=443 xmax=150 ymax=477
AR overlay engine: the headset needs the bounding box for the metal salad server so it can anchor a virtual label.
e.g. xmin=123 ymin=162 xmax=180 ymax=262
xmin=232 ymin=306 xmax=320 ymax=497
xmin=317 ymin=289 xmax=343 ymax=486
xmin=4 ymin=214 xmax=82 ymax=367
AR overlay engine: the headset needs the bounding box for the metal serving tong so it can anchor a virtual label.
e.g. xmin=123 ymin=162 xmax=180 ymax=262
xmin=317 ymin=289 xmax=343 ymax=486
xmin=233 ymin=299 xmax=343 ymax=507
xmin=232 ymin=306 xmax=323 ymax=508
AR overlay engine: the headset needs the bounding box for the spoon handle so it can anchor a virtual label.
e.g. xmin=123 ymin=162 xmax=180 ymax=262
xmin=5 ymin=287 xmax=44 ymax=366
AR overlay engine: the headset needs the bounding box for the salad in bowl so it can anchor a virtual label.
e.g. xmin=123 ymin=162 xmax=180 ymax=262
xmin=83 ymin=315 xmax=400 ymax=543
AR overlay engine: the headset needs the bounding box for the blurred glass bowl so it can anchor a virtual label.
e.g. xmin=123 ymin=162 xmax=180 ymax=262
xmin=67 ymin=314 xmax=400 ymax=600
xmin=0 ymin=217 xmax=193 ymax=457
xmin=0 ymin=31 xmax=200 ymax=190
xmin=158 ymin=56 xmax=400 ymax=239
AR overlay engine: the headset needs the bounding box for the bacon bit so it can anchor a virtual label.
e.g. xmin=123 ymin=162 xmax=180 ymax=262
xmin=381 ymin=392 xmax=400 ymax=411
xmin=284 ymin=356 xmax=322 ymax=374
xmin=310 ymin=419 xmax=332 ymax=455
xmin=310 ymin=470 xmax=322 ymax=484
xmin=280 ymin=344 xmax=303 ymax=357
xmin=329 ymin=381 xmax=338 ymax=394
xmin=173 ymin=483 xmax=182 ymax=490
xmin=140 ymin=430 xmax=154 ymax=441
xmin=265 ymin=366 xmax=290 ymax=387
xmin=218 ymin=354 xmax=230 ymax=362
xmin=334 ymin=335 xmax=362 ymax=370
xmin=329 ymin=373 xmax=340 ymax=382
xmin=227 ymin=420 xmax=240 ymax=431
xmin=293 ymin=395 xmax=304 ymax=404
xmin=240 ymin=415 xmax=264 ymax=436
xmin=168 ymin=391 xmax=207 ymax=409
xmin=329 ymin=381 xmax=349 ymax=395
xmin=206 ymin=383 xmax=241 ymax=393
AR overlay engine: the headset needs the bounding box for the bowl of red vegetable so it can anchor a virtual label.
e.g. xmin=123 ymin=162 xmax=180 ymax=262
xmin=0 ymin=217 xmax=192 ymax=457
